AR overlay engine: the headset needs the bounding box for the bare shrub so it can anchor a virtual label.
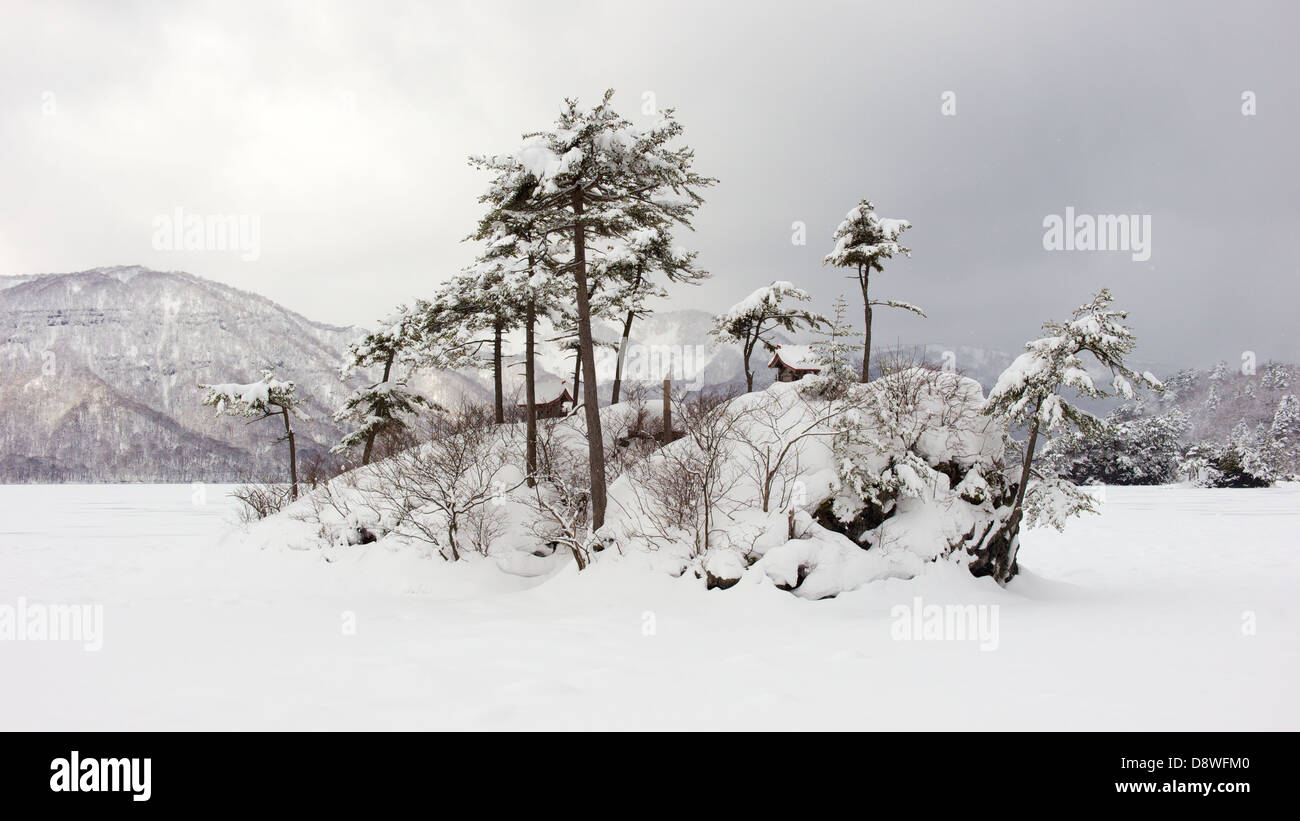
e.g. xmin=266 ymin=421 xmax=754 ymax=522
xmin=525 ymin=416 xmax=598 ymax=568
xmin=231 ymin=480 xmax=295 ymax=524
xmin=369 ymin=405 xmax=521 ymax=560
xmin=734 ymin=389 xmax=846 ymax=513
xmin=625 ymin=386 xmax=747 ymax=556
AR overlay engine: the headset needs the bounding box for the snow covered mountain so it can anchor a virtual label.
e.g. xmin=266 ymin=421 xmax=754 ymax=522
xmin=0 ymin=266 xmax=370 ymax=482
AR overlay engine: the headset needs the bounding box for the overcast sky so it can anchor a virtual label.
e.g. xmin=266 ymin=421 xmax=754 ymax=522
xmin=2 ymin=0 xmax=1297 ymax=371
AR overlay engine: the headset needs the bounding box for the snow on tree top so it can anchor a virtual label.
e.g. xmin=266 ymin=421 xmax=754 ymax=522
xmin=718 ymin=281 xmax=811 ymax=324
xmin=199 ymin=371 xmax=309 ymax=420
xmin=824 ymin=199 xmax=912 ymax=268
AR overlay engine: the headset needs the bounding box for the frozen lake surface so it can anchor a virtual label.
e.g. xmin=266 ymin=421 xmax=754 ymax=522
xmin=0 ymin=483 xmax=1296 ymax=730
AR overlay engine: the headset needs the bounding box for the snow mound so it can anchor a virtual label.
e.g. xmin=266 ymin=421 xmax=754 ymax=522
xmin=243 ymin=368 xmax=1016 ymax=600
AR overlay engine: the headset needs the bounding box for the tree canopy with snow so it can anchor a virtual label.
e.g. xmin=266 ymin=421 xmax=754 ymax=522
xmin=200 ymin=369 xmax=310 ymax=499
xmin=333 ymin=305 xmax=434 ymax=466
xmin=710 ymin=281 xmax=827 ymax=392
xmin=980 ymin=288 xmax=1161 ymax=582
xmin=469 ymin=89 xmax=715 ymax=532
xmin=806 ymin=294 xmax=863 ymax=394
xmin=602 ymin=224 xmax=707 ymax=405
xmin=823 ymin=198 xmax=925 ymax=382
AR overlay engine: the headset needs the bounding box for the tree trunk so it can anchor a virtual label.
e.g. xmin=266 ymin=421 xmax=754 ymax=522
xmin=611 ymin=308 xmax=636 ymax=405
xmin=743 ymin=337 xmax=756 ymax=392
xmin=360 ymin=352 xmax=394 ymax=466
xmin=571 ymin=190 xmax=607 ymax=533
xmin=661 ymin=377 xmax=672 ymax=445
xmin=446 ymin=519 xmax=460 ymax=562
xmin=525 ymin=291 xmax=537 ymax=487
xmin=1005 ymin=414 xmax=1041 ymax=569
xmin=282 ymin=408 xmax=298 ymax=501
xmin=571 ymin=346 xmax=582 ymax=412
xmin=972 ymin=407 xmax=1040 ymax=585
xmin=860 ymin=264 xmax=872 ymax=383
xmin=493 ymin=318 xmax=504 ymax=424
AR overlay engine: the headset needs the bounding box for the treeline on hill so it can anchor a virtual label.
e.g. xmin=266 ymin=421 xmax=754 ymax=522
xmin=1042 ymin=362 xmax=1299 ymax=487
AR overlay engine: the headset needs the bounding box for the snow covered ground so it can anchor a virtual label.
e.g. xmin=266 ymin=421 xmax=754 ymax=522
xmin=0 ymin=482 xmax=1295 ymax=730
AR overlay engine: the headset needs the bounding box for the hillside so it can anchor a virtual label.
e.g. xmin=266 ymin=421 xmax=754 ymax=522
xmin=0 ymin=266 xmax=365 ymax=481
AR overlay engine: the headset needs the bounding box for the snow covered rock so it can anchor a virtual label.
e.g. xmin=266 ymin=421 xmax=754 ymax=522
xmin=702 ymin=549 xmax=746 ymax=590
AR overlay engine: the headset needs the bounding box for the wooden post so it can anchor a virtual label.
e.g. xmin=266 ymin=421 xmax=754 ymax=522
xmin=661 ymin=377 xmax=672 ymax=445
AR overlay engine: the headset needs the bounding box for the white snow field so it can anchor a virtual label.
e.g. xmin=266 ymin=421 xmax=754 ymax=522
xmin=0 ymin=481 xmax=1296 ymax=731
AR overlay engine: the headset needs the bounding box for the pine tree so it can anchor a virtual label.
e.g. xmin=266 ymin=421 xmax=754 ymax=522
xmin=470 ymin=90 xmax=715 ymax=532
xmin=604 ymin=225 xmax=707 ymax=404
xmin=1046 ymin=406 xmax=1188 ymax=485
xmin=982 ymin=288 xmax=1161 ymax=583
xmin=199 ymin=369 xmax=310 ymax=499
xmin=333 ymin=305 xmax=433 ymax=466
xmin=823 ymin=199 xmax=925 ymax=382
xmin=807 ymin=294 xmax=861 ymax=392
xmin=710 ymin=281 xmax=828 ymax=392
xmin=1271 ymin=395 xmax=1300 ymax=443
xmin=466 ymin=159 xmax=571 ymax=440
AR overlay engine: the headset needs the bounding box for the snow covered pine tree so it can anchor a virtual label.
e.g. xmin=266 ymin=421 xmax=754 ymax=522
xmin=978 ymin=288 xmax=1161 ymax=584
xmin=823 ymin=199 xmax=924 ymax=382
xmin=470 ymin=90 xmax=714 ymax=532
xmin=200 ymin=369 xmax=311 ymax=500
xmin=333 ymin=305 xmax=433 ymax=466
xmin=710 ymin=281 xmax=827 ymax=392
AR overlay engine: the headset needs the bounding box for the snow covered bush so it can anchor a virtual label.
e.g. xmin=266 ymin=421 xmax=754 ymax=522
xmin=230 ymin=481 xmax=296 ymax=524
xmin=1184 ymin=422 xmax=1278 ymax=488
xmin=620 ymin=388 xmax=749 ymax=556
xmin=600 ymin=369 xmax=1020 ymax=598
xmin=1043 ymin=406 xmax=1189 ymax=485
xmin=816 ymin=365 xmax=1013 ymax=576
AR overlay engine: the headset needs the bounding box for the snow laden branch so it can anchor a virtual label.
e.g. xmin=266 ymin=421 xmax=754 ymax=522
xmin=333 ymin=304 xmax=436 ymax=466
xmin=823 ymin=198 xmax=922 ymax=382
xmin=978 ymin=288 xmax=1161 ymax=584
xmin=467 ymin=89 xmax=716 ymax=535
xmin=199 ymin=369 xmax=310 ymax=500
xmin=710 ymin=281 xmax=828 ymax=392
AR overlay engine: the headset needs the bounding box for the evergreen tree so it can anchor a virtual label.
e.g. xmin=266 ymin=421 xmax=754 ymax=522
xmin=470 ymin=90 xmax=715 ymax=532
xmin=1270 ymin=394 xmax=1300 ymax=444
xmin=1045 ymin=406 xmax=1188 ymax=485
xmin=333 ymin=305 xmax=433 ymax=466
xmin=604 ymin=225 xmax=707 ymax=404
xmin=807 ymin=294 xmax=862 ymax=393
xmin=710 ymin=281 xmax=828 ymax=392
xmin=467 ymin=159 xmax=571 ymax=437
xmin=200 ymin=369 xmax=310 ymax=499
xmin=823 ymin=199 xmax=925 ymax=382
xmin=982 ymin=288 xmax=1161 ymax=582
